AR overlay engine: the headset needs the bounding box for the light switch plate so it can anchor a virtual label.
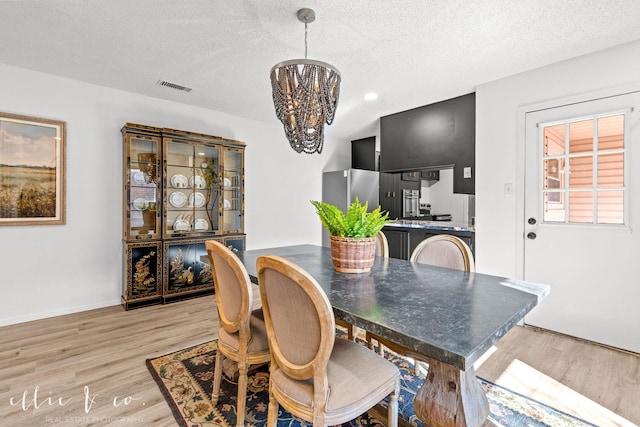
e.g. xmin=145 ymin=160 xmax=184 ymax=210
xmin=463 ymin=167 xmax=472 ymax=178
xmin=504 ymin=183 xmax=513 ymax=195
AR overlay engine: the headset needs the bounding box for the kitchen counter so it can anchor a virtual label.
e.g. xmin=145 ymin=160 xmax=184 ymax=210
xmin=383 ymin=220 xmax=475 ymax=260
xmin=385 ymin=219 xmax=475 ymax=232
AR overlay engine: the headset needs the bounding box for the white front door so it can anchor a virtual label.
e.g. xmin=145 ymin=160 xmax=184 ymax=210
xmin=524 ymin=91 xmax=640 ymax=353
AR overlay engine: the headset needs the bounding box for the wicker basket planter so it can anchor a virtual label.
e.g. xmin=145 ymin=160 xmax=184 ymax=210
xmin=330 ymin=235 xmax=377 ymax=273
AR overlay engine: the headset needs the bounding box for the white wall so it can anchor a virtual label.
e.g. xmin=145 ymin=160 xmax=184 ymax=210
xmin=475 ymin=39 xmax=640 ymax=277
xmin=6 ymin=38 xmax=640 ymax=326
xmin=0 ymin=63 xmax=350 ymax=326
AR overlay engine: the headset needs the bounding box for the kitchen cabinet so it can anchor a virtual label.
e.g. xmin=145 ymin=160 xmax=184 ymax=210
xmin=380 ymin=92 xmax=475 ymax=194
xmin=121 ymin=123 xmax=245 ymax=309
xmin=421 ymin=170 xmax=440 ymax=181
xmin=401 ymin=171 xmax=420 ymax=182
xmin=351 ymin=136 xmax=378 ymax=171
xmin=379 ymin=172 xmax=420 ymax=220
xmin=383 ymin=224 xmax=475 ymax=260
xmin=408 ymin=229 xmax=474 ymax=257
xmin=379 ymin=173 xmax=401 ymax=220
xmin=384 ymin=229 xmax=409 ymax=260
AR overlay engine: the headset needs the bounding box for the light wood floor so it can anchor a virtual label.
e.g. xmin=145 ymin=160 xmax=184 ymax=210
xmin=0 ymin=296 xmax=638 ymax=427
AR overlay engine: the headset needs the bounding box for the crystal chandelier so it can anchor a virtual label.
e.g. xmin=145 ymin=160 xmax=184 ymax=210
xmin=270 ymin=8 xmax=341 ymax=154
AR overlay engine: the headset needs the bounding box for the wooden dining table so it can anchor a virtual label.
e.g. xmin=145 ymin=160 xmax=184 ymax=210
xmin=216 ymin=244 xmax=549 ymax=427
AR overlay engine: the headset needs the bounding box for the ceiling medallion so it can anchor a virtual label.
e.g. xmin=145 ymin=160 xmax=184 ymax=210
xmin=270 ymin=8 xmax=341 ymax=154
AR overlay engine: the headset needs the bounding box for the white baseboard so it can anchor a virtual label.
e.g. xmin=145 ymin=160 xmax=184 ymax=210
xmin=0 ymin=299 xmax=122 ymax=327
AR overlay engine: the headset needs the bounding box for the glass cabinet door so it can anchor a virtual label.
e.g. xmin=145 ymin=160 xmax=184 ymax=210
xmin=164 ymin=139 xmax=221 ymax=238
xmin=125 ymin=133 xmax=161 ymax=240
xmin=222 ymin=148 xmax=244 ymax=234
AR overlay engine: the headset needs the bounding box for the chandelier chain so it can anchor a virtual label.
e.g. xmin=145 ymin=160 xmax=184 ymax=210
xmin=304 ymin=22 xmax=308 ymax=59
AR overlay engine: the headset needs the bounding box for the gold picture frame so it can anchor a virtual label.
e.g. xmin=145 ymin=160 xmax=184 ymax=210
xmin=0 ymin=112 xmax=66 ymax=226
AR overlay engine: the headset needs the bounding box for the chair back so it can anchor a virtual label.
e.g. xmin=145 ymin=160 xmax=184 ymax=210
xmin=256 ymin=255 xmax=335 ymax=381
xmin=375 ymin=230 xmax=390 ymax=258
xmin=206 ymin=240 xmax=253 ymax=337
xmin=410 ymin=234 xmax=475 ymax=272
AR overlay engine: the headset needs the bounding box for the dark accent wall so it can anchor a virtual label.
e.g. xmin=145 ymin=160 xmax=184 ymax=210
xmin=380 ymin=92 xmax=475 ymax=194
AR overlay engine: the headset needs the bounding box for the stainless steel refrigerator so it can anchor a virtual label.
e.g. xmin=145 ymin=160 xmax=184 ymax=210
xmin=321 ymin=169 xmax=379 ymax=246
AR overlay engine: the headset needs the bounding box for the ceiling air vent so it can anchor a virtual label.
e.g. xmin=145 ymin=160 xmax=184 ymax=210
xmin=156 ymin=80 xmax=192 ymax=93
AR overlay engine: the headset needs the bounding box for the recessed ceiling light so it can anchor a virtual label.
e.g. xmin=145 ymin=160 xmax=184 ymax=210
xmin=364 ymin=92 xmax=378 ymax=101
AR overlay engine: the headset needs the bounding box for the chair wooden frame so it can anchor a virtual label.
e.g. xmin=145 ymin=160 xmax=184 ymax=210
xmin=206 ymin=240 xmax=270 ymax=427
xmin=257 ymin=255 xmax=399 ymax=427
xmin=375 ymin=230 xmax=390 ymax=259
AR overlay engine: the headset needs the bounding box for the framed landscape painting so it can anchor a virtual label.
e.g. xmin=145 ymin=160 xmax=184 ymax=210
xmin=0 ymin=112 xmax=66 ymax=225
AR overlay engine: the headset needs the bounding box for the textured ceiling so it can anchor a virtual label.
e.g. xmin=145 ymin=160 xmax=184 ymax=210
xmin=2 ymin=0 xmax=640 ymax=140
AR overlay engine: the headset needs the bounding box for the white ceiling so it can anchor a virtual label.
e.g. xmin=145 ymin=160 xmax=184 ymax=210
xmin=2 ymin=0 xmax=640 ymax=140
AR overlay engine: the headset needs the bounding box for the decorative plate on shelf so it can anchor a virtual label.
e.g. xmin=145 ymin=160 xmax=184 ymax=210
xmin=223 ymin=199 xmax=231 ymax=210
xmin=190 ymin=175 xmax=206 ymax=189
xmin=190 ymin=192 xmax=206 ymax=208
xmin=169 ymin=192 xmax=188 ymax=208
xmin=193 ymin=218 xmax=209 ymax=231
xmin=173 ymin=219 xmax=190 ymax=232
xmin=223 ymin=177 xmax=231 ymax=188
xmin=132 ymin=198 xmax=147 ymax=210
xmin=132 ymin=171 xmax=146 ymax=185
xmin=171 ymin=174 xmax=188 ymax=188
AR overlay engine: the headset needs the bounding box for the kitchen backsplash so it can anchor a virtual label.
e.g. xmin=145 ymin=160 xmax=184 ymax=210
xmin=421 ymin=168 xmax=474 ymax=223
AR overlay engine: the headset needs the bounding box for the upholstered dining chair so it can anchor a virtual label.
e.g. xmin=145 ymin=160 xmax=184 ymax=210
xmin=410 ymin=234 xmax=475 ymax=272
xmin=335 ymin=230 xmax=389 ymax=341
xmin=375 ymin=229 xmax=390 ymax=258
xmin=205 ymin=240 xmax=271 ymax=427
xmin=256 ymin=255 xmax=400 ymax=427
xmin=366 ymin=234 xmax=475 ymax=362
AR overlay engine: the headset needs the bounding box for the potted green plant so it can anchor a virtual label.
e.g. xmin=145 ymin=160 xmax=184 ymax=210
xmin=311 ymin=198 xmax=392 ymax=273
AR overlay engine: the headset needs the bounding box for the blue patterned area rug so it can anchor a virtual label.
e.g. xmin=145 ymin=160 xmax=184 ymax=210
xmin=146 ymin=341 xmax=598 ymax=427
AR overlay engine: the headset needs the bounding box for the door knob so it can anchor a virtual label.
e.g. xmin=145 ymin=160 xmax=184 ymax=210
xmin=528 ymin=218 xmax=537 ymax=225
xmin=527 ymin=232 xmax=537 ymax=240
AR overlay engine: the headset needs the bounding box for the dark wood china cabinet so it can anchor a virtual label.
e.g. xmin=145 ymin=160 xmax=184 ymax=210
xmin=121 ymin=123 xmax=245 ymax=309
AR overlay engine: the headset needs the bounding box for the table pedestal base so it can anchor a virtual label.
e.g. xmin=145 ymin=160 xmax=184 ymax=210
xmin=414 ymin=357 xmax=489 ymax=427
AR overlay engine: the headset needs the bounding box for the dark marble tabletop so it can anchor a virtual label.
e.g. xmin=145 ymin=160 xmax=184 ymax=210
xmin=236 ymin=244 xmax=549 ymax=371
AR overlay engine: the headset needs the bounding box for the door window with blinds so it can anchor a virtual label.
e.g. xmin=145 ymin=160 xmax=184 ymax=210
xmin=541 ymin=112 xmax=626 ymax=224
